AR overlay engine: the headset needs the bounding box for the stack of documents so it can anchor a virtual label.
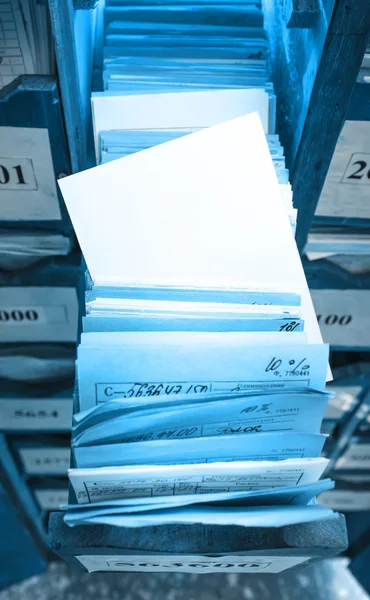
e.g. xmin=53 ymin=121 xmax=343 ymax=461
xmin=57 ymin=110 xmax=337 ymax=529
xmin=101 ymin=0 xmax=270 ymax=94
xmin=92 ymin=0 xmax=296 ymax=235
xmin=93 ymin=89 xmax=296 ymax=236
xmin=0 ymin=232 xmax=73 ymax=271
xmin=0 ymin=344 xmax=75 ymax=385
xmin=305 ymin=230 xmax=370 ymax=274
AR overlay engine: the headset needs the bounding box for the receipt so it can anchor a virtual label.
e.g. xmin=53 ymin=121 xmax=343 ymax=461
xmin=73 ymin=391 xmax=329 ymax=447
xmin=73 ymin=389 xmax=331 ymax=431
xmin=77 ymin=332 xmax=329 ymax=411
xmin=64 ymin=479 xmax=334 ymax=521
xmin=68 ymin=457 xmax=329 ymax=504
xmin=73 ymin=431 xmax=326 ymax=469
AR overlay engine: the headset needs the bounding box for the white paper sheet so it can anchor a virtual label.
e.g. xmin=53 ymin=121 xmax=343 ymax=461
xmin=69 ymin=457 xmax=329 ymax=504
xmin=74 ymin=553 xmax=311 ymax=574
xmin=64 ymin=479 xmax=334 ymax=516
xmin=73 ymin=431 xmax=326 ymax=469
xmin=77 ymin=331 xmax=328 ymax=411
xmin=91 ymin=89 xmax=269 ymax=160
xmin=58 ymin=113 xmax=301 ymax=295
xmin=73 ymin=391 xmax=328 ymax=446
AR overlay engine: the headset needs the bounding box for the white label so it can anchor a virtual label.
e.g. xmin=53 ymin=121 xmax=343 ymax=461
xmin=336 ymin=444 xmax=370 ymax=470
xmin=0 ymin=287 xmax=78 ymax=343
xmin=19 ymin=447 xmax=70 ymax=475
xmin=34 ymin=488 xmax=69 ymax=511
xmin=0 ymin=398 xmax=72 ymax=431
xmin=341 ymin=153 xmax=370 ymax=185
xmin=311 ymin=289 xmax=370 ymax=347
xmin=318 ymin=490 xmax=370 ymax=511
xmin=75 ymin=554 xmax=310 ymax=573
xmin=316 ymin=121 xmax=370 ymax=219
xmin=0 ymin=128 xmax=61 ymax=220
xmin=0 ymin=158 xmax=37 ymax=190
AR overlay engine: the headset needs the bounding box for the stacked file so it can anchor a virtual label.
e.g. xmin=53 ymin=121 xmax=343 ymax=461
xmin=57 ymin=111 xmax=337 ymax=529
xmin=0 ymin=232 xmax=73 ymax=271
xmin=93 ymin=89 xmax=295 ymax=236
xmin=304 ymin=229 xmax=370 ymax=275
xmin=101 ymin=0 xmax=270 ymax=94
xmin=93 ymin=0 xmax=296 ymax=235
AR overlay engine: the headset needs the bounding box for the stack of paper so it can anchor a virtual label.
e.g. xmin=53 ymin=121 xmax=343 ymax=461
xmin=92 ymin=0 xmax=296 ymax=234
xmin=57 ymin=110 xmax=336 ymax=529
xmin=0 ymin=232 xmax=73 ymax=271
xmin=305 ymin=230 xmax=370 ymax=274
xmin=101 ymin=0 xmax=270 ymax=93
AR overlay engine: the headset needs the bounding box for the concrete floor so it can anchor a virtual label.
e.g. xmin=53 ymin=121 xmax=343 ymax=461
xmin=0 ymin=559 xmax=368 ymax=600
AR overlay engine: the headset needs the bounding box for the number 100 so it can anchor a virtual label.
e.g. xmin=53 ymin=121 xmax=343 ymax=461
xmin=317 ymin=314 xmax=352 ymax=326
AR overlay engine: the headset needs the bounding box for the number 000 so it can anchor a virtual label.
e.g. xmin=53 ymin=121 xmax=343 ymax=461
xmin=0 ymin=310 xmax=38 ymax=322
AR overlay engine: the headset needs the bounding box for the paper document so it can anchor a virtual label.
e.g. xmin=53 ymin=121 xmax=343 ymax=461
xmin=73 ymin=391 xmax=329 ymax=447
xmin=91 ymin=89 xmax=270 ymax=160
xmin=58 ymin=113 xmax=303 ymax=296
xmin=69 ymin=457 xmax=329 ymax=504
xmin=77 ymin=331 xmax=329 ymax=410
xmin=64 ymin=479 xmax=334 ymax=522
xmin=73 ymin=389 xmax=332 ymax=430
xmin=73 ymin=432 xmax=326 ymax=468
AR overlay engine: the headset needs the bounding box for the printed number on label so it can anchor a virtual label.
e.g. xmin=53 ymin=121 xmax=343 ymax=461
xmin=14 ymin=410 xmax=59 ymax=419
xmin=0 ymin=309 xmax=38 ymax=322
xmin=342 ymin=153 xmax=370 ymax=184
xmin=317 ymin=314 xmax=352 ymax=326
xmin=0 ymin=158 xmax=37 ymax=191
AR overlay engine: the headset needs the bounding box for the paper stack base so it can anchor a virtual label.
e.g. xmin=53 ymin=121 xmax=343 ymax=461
xmin=49 ymin=511 xmax=348 ymax=574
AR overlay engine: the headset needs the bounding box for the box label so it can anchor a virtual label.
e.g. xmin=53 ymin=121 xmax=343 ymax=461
xmin=0 ymin=128 xmax=61 ymax=220
xmin=0 ymin=398 xmax=72 ymax=431
xmin=0 ymin=287 xmax=78 ymax=343
xmin=311 ymin=289 xmax=370 ymax=347
xmin=19 ymin=447 xmax=70 ymax=475
xmin=75 ymin=554 xmax=310 ymax=573
xmin=34 ymin=488 xmax=69 ymax=510
xmin=316 ymin=121 xmax=370 ymax=219
xmin=318 ymin=490 xmax=370 ymax=511
xmin=336 ymin=444 xmax=370 ymax=470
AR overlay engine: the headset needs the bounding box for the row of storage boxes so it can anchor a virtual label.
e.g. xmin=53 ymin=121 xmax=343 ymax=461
xmin=0 ymin=257 xmax=368 ymax=348
xmin=0 ymin=77 xmax=368 ymax=238
xmin=304 ymin=62 xmax=370 ymax=354
xmin=313 ymin=55 xmax=370 ymax=227
xmin=0 ymin=76 xmax=81 ymax=550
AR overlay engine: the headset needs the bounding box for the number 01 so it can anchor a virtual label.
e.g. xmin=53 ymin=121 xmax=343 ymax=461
xmin=0 ymin=164 xmax=27 ymax=185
